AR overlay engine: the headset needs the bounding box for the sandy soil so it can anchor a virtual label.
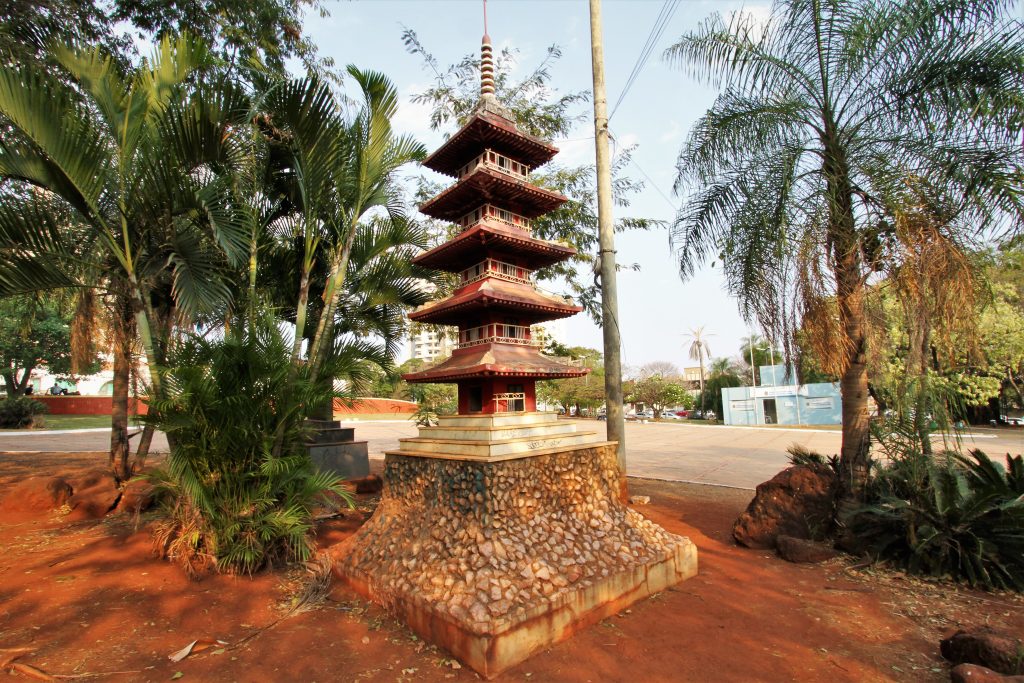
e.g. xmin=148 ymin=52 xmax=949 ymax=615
xmin=0 ymin=450 xmax=1022 ymax=682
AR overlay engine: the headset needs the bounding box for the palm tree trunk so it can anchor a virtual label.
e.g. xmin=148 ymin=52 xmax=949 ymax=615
xmin=827 ymin=147 xmax=871 ymax=500
xmin=133 ymin=423 xmax=156 ymax=473
xmin=698 ymin=351 xmax=706 ymax=413
xmin=912 ymin=307 xmax=933 ymax=455
xmin=291 ymin=267 xmax=311 ymax=364
xmin=109 ymin=336 xmax=131 ymax=483
xmin=308 ymin=224 xmax=359 ymax=380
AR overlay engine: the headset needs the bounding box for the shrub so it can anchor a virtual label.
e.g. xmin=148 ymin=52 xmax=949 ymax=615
xmin=145 ymin=315 xmax=360 ymax=576
xmin=0 ymin=397 xmax=48 ymax=428
xmin=844 ymin=449 xmax=1024 ymax=590
xmin=786 ymin=444 xmax=840 ymax=475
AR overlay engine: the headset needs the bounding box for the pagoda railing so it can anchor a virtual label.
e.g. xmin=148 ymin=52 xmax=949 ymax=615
xmin=493 ymin=392 xmax=526 ymax=413
xmin=457 ymin=204 xmax=531 ymax=233
xmin=460 ymin=258 xmax=532 ymax=286
xmin=457 ymin=324 xmax=541 ymax=349
xmin=456 ymin=148 xmax=530 ymax=182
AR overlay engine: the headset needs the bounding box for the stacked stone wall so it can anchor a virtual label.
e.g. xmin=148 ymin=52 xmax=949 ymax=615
xmin=337 ymin=445 xmax=686 ymax=634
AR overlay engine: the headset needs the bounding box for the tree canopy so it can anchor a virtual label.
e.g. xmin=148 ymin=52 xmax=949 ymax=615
xmin=667 ymin=0 xmax=1024 ymax=496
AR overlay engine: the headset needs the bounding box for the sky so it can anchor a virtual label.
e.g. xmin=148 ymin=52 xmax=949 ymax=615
xmin=299 ymin=0 xmax=774 ymax=371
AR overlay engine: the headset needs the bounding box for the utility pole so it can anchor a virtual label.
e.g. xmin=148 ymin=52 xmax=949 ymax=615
xmin=588 ymin=0 xmax=628 ymax=501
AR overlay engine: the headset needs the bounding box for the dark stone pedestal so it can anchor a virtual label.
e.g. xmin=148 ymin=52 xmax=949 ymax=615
xmin=306 ymin=419 xmax=369 ymax=479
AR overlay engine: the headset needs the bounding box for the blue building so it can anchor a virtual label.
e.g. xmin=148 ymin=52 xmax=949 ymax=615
xmin=721 ymin=364 xmax=842 ymax=426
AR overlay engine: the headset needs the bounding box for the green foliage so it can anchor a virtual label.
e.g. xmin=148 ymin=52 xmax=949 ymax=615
xmin=409 ymin=381 xmax=457 ymax=427
xmin=786 ymin=445 xmax=840 ymax=477
xmin=978 ymin=249 xmax=1024 ymax=411
xmin=0 ymin=0 xmax=332 ymax=80
xmin=739 ymin=335 xmax=783 ymax=385
xmin=0 ymin=397 xmax=48 ymax=428
xmin=0 ymin=295 xmax=93 ymax=397
xmin=625 ymin=371 xmax=690 ymax=417
xmin=845 ymin=449 xmax=1024 ymax=591
xmin=145 ymin=314 xmax=358 ymax=575
xmin=537 ymin=347 xmax=604 ymax=414
xmin=699 ymin=363 xmax=744 ymax=417
xmin=0 ymin=34 xmax=252 ymax=375
xmin=667 ymin=0 xmax=1024 ymax=488
xmin=113 ymin=0 xmax=331 ymax=77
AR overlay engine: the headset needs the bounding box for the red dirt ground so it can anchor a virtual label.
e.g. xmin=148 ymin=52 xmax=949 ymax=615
xmin=1 ymin=451 xmax=1022 ymax=682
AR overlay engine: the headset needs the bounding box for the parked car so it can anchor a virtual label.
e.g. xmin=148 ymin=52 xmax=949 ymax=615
xmin=658 ymin=411 xmax=681 ymax=420
xmin=675 ymin=410 xmax=690 ymax=418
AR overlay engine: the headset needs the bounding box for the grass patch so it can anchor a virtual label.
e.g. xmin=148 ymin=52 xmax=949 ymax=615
xmin=0 ymin=415 xmax=143 ymax=431
xmin=333 ymin=412 xmax=415 ymax=422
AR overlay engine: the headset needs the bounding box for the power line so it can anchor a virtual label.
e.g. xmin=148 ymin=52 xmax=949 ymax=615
xmin=609 ymin=0 xmax=680 ymax=122
xmin=609 ymin=126 xmax=677 ymax=211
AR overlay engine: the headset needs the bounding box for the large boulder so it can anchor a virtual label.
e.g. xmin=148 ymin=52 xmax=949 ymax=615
xmin=942 ymin=629 xmax=1024 ymax=675
xmin=65 ymin=469 xmax=121 ymax=521
xmin=951 ymin=664 xmax=1024 ymax=683
xmin=115 ymin=478 xmax=156 ymax=515
xmin=0 ymin=476 xmax=74 ymax=516
xmin=775 ymin=534 xmax=840 ymax=563
xmin=733 ymin=464 xmax=838 ymax=549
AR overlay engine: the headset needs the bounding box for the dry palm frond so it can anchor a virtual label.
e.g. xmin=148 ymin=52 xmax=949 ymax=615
xmin=293 ymin=553 xmax=334 ymax=614
xmin=70 ymin=288 xmax=99 ymax=374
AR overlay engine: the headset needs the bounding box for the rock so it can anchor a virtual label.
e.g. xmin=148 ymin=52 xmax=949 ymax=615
xmin=732 ymin=464 xmax=837 ymax=549
xmin=65 ymin=469 xmax=120 ymax=521
xmin=0 ymin=476 xmax=74 ymax=516
xmin=350 ymin=474 xmax=383 ymax=494
xmin=951 ymin=664 xmax=1024 ymax=683
xmin=468 ymin=601 xmax=488 ymax=623
xmin=116 ymin=478 xmax=155 ymax=515
xmin=629 ymin=495 xmax=650 ymax=505
xmin=942 ymin=629 xmax=1024 ymax=675
xmin=775 ymin=535 xmax=840 ymax=563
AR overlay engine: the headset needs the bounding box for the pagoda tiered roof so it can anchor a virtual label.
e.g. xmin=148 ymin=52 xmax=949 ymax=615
xmin=423 ymin=110 xmax=558 ymax=177
xmin=418 ymin=167 xmax=567 ymax=222
xmin=412 ymin=221 xmax=576 ymax=272
xmin=407 ymin=278 xmax=581 ymax=326
xmin=403 ymin=343 xmax=586 ymax=383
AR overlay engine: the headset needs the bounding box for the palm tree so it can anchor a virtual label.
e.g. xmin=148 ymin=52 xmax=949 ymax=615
xmin=0 ymin=36 xmax=248 ymax=479
xmin=250 ymin=69 xmax=425 ymax=387
xmin=305 ymin=68 xmax=426 ymax=381
xmin=685 ymin=326 xmax=713 ymax=414
xmin=666 ymin=0 xmax=1024 ymax=497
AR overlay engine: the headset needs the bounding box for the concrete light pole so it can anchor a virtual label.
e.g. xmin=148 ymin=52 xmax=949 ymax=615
xmin=588 ymin=0 xmax=628 ymax=501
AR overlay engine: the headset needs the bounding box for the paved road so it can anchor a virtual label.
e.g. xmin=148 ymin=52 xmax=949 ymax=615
xmin=2 ymin=419 xmax=1022 ymax=489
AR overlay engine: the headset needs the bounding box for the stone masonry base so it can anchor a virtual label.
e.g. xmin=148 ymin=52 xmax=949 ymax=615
xmin=332 ymin=443 xmax=698 ymax=678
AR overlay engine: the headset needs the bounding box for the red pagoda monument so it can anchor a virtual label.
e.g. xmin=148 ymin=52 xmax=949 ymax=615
xmin=401 ymin=33 xmax=587 ymax=418
xmin=334 ymin=26 xmax=697 ymax=679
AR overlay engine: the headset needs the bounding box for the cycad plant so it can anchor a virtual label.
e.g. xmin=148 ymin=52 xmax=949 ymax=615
xmin=146 ymin=312 xmax=381 ymax=576
xmin=846 ymin=449 xmax=1024 ymax=590
xmin=666 ymin=0 xmax=1024 ymax=497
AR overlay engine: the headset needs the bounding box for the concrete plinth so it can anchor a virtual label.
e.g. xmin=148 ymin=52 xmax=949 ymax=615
xmin=306 ymin=420 xmax=369 ymax=479
xmin=333 ymin=438 xmax=698 ymax=678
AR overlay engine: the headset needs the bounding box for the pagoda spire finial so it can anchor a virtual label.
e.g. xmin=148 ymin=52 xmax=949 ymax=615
xmin=480 ymin=0 xmax=496 ymax=99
